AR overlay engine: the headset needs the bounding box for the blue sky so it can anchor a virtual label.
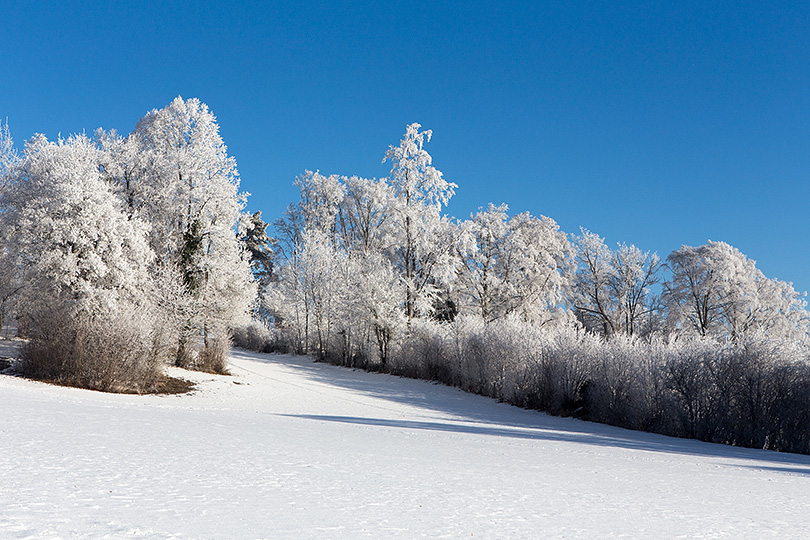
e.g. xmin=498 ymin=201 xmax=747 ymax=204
xmin=3 ymin=1 xmax=809 ymax=293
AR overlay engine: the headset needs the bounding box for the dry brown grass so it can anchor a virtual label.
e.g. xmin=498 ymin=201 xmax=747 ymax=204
xmin=196 ymin=337 xmax=230 ymax=375
xmin=18 ymin=370 xmax=195 ymax=395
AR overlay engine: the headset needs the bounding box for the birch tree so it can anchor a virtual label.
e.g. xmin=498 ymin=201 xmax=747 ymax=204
xmin=383 ymin=123 xmax=458 ymax=321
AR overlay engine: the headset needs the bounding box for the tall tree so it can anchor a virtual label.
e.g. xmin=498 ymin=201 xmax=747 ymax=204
xmin=239 ymin=210 xmax=275 ymax=321
xmin=458 ymin=204 xmax=573 ymax=325
xmin=664 ymin=241 xmax=808 ymax=340
xmin=383 ymin=123 xmax=458 ymax=321
xmin=0 ymin=120 xmax=17 ymax=185
xmin=240 ymin=210 xmax=274 ymax=284
xmin=8 ymin=134 xmax=155 ymax=314
xmin=0 ymin=120 xmax=22 ymax=334
xmin=126 ymin=97 xmax=255 ymax=365
xmin=573 ymin=229 xmax=660 ymax=337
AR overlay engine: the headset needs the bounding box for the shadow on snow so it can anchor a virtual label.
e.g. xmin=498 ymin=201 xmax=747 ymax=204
xmin=231 ymin=349 xmax=810 ymax=475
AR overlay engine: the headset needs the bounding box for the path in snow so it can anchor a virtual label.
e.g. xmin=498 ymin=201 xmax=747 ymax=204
xmin=2 ymin=348 xmax=810 ymax=539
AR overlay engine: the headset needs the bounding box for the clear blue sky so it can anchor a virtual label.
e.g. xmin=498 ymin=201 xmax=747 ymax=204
xmin=3 ymin=1 xmax=809 ymax=293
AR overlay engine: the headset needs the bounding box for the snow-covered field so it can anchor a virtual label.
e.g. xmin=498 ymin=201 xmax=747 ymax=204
xmin=2 ymin=348 xmax=810 ymax=539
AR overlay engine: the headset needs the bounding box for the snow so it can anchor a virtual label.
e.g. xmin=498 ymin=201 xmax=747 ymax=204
xmin=2 ymin=348 xmax=810 ymax=539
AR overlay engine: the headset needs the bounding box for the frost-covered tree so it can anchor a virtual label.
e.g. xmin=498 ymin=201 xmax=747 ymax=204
xmin=0 ymin=120 xmax=22 ymax=334
xmin=753 ymin=276 xmax=810 ymax=343
xmin=337 ymin=175 xmax=391 ymax=254
xmin=269 ymin=170 xmax=401 ymax=360
xmin=664 ymin=242 xmax=743 ymax=337
xmin=271 ymin=171 xmax=348 ymax=280
xmin=664 ymin=241 xmax=808 ymax=341
xmin=458 ymin=204 xmax=573 ymax=325
xmin=119 ymin=97 xmax=255 ymax=367
xmin=5 ymin=134 xmax=165 ymax=390
xmin=271 ymin=124 xmax=459 ymax=340
xmin=268 ymin=229 xmax=340 ymax=357
xmin=0 ymin=120 xmax=18 ymax=186
xmin=383 ymin=123 xmax=459 ymax=321
xmin=502 ymin=212 xmax=573 ymax=325
xmin=294 ymin=170 xmax=346 ymax=240
xmin=457 ymin=204 xmax=510 ymax=322
xmin=269 ymin=171 xmax=345 ymax=348
xmin=265 ymin=256 xmax=307 ymax=353
xmin=573 ymin=229 xmax=660 ymax=337
xmin=96 ymin=128 xmax=149 ymax=217
xmin=293 ymin=230 xmax=340 ymax=358
xmin=572 ymin=229 xmax=614 ymax=335
xmin=345 ymin=251 xmax=406 ymax=365
xmin=611 ymin=243 xmax=662 ymax=336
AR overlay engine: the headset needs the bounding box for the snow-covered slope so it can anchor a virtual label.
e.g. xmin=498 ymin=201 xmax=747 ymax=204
xmin=2 ymin=349 xmax=810 ymax=539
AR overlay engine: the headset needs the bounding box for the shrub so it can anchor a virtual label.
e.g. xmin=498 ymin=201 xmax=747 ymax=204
xmin=196 ymin=336 xmax=231 ymax=375
xmin=315 ymin=312 xmax=810 ymax=454
xmin=21 ymin=304 xmax=162 ymax=393
xmin=232 ymin=320 xmax=276 ymax=352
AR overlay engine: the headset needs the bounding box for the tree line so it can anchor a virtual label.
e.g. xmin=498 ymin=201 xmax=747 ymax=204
xmin=261 ymin=123 xmax=810 ymax=453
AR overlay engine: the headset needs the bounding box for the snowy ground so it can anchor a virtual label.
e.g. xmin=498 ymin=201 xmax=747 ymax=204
xmin=2 ymin=348 xmax=810 ymax=539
